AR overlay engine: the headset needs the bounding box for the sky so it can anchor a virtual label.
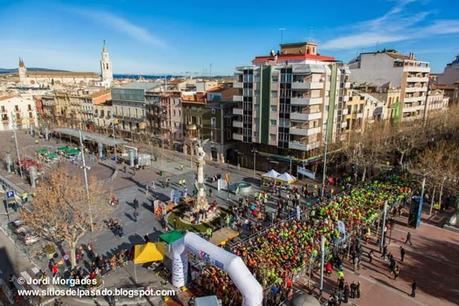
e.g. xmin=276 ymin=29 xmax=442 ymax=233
xmin=0 ymin=0 xmax=458 ymax=75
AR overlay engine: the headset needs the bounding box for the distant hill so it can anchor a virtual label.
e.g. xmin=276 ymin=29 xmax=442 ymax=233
xmin=0 ymin=67 xmax=69 ymax=74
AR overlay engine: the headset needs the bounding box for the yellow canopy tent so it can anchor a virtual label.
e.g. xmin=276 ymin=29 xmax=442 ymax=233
xmin=133 ymin=242 xmax=165 ymax=264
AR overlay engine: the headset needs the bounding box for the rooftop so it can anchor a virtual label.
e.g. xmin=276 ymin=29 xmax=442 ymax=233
xmin=253 ymin=53 xmax=335 ymax=64
xmin=116 ymin=82 xmax=160 ymax=90
xmin=54 ymin=128 xmax=125 ymax=147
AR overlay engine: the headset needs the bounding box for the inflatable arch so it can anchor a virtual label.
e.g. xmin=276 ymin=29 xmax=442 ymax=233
xmin=171 ymin=232 xmax=263 ymax=306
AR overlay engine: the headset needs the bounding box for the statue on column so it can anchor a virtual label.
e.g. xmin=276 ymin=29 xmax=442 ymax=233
xmin=194 ymin=139 xmax=209 ymax=212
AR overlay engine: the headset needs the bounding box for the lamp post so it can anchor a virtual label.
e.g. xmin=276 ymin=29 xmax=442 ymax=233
xmin=416 ymin=173 xmax=426 ymax=228
xmin=251 ymin=148 xmax=257 ymax=176
xmin=11 ymin=112 xmax=23 ymax=178
xmin=79 ymin=130 xmax=94 ymax=232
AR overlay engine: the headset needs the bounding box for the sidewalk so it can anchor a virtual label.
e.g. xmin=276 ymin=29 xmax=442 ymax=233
xmin=304 ymin=214 xmax=459 ymax=306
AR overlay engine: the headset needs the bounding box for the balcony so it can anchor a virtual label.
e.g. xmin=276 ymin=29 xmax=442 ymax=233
xmin=341 ymin=122 xmax=347 ymax=128
xmin=232 ymin=133 xmax=243 ymax=141
xmin=290 ymin=112 xmax=322 ymax=121
xmin=289 ymin=126 xmax=320 ymax=136
xmin=232 ymin=121 xmax=243 ymax=128
xmin=403 ymin=66 xmax=430 ymax=73
xmin=404 ymin=96 xmax=426 ymax=103
xmin=233 ymin=108 xmax=243 ymax=115
xmin=342 ymin=96 xmax=349 ymax=102
xmin=405 ymin=86 xmax=428 ymax=93
xmin=292 ymin=81 xmax=323 ymax=90
xmin=344 ymin=82 xmax=351 ymax=89
xmin=403 ymin=104 xmax=424 ymax=113
xmin=233 ymin=82 xmax=243 ymax=88
xmin=289 ymin=141 xmax=320 ymax=151
xmin=233 ymin=95 xmax=243 ymax=102
xmin=271 ymin=82 xmax=279 ymax=91
xmin=406 ymin=76 xmax=429 ymax=83
xmin=291 ymin=97 xmax=322 ymax=106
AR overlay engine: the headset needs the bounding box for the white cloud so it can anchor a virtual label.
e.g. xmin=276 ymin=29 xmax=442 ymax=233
xmin=322 ymin=0 xmax=459 ymax=50
xmin=69 ymin=8 xmax=166 ymax=47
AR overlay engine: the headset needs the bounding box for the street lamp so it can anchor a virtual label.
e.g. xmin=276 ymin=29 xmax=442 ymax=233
xmin=251 ymin=148 xmax=257 ymax=176
xmin=79 ymin=130 xmax=94 ymax=232
xmin=11 ymin=112 xmax=23 ymax=178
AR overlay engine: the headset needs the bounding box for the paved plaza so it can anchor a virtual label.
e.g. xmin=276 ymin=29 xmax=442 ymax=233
xmin=0 ymin=131 xmax=458 ymax=306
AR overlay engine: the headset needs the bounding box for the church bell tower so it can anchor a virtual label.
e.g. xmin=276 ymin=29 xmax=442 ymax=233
xmin=100 ymin=40 xmax=113 ymax=87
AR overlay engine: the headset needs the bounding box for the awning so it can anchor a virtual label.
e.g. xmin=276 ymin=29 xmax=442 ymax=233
xmin=133 ymin=242 xmax=164 ymax=264
xmin=159 ymin=230 xmax=185 ymax=245
xmin=209 ymin=227 xmax=239 ymax=246
xmin=262 ymin=169 xmax=280 ymax=179
xmin=276 ymin=172 xmax=296 ymax=183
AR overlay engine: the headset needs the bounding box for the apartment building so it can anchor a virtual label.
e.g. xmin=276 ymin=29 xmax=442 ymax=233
xmin=232 ymin=42 xmax=351 ymax=161
xmin=426 ymin=89 xmax=449 ymax=114
xmin=145 ymin=91 xmax=183 ymax=148
xmin=112 ymin=82 xmax=160 ymax=133
xmin=0 ymin=95 xmax=38 ymax=131
xmin=349 ymin=50 xmax=431 ymax=121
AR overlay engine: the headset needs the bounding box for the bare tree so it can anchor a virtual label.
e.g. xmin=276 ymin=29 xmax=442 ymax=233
xmin=21 ymin=167 xmax=110 ymax=267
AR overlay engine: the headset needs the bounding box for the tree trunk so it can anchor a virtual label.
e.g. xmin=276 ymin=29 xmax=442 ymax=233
xmin=69 ymin=241 xmax=77 ymax=268
xmin=399 ymin=152 xmax=405 ymax=167
xmin=429 ymin=186 xmax=436 ymax=216
xmin=361 ymin=167 xmax=367 ymax=182
xmin=439 ymin=177 xmax=446 ymax=211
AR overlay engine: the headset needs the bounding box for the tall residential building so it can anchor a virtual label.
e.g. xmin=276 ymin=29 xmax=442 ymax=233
xmin=100 ymin=40 xmax=113 ymax=88
xmin=232 ymin=42 xmax=350 ymax=160
xmin=349 ymin=50 xmax=431 ymax=121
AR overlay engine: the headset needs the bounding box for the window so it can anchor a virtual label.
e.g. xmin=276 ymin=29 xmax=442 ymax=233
xmin=271 ymin=106 xmax=277 ymax=112
xmin=27 ymin=104 xmax=32 ymax=111
xmin=211 ymin=117 xmax=216 ymax=128
xmin=270 ymin=120 xmax=277 ymax=126
xmin=29 ymin=112 xmax=33 ymax=118
xmin=14 ymin=105 xmax=19 ymax=111
xmin=211 ymin=108 xmax=216 ymax=114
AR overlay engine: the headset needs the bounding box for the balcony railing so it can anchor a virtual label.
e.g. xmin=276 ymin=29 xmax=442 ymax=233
xmin=290 ymin=112 xmax=322 ymax=121
xmin=291 ymin=81 xmax=323 ymax=90
xmin=291 ymin=97 xmax=322 ymax=106
xmin=232 ymin=133 xmax=243 ymax=141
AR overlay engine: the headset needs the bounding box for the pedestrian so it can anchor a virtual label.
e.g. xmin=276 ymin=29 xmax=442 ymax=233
xmin=356 ymin=281 xmax=361 ymax=298
xmin=404 ymin=232 xmax=413 ymax=246
xmin=368 ymin=249 xmax=374 ymax=264
xmin=350 ymin=282 xmax=356 ymax=298
xmin=51 ymin=263 xmax=59 ymax=277
xmin=343 ymin=282 xmax=349 ymax=303
xmin=133 ymin=198 xmax=139 ymax=209
xmin=381 ymin=245 xmax=388 ymax=259
xmin=151 ymin=180 xmax=156 ymax=191
xmin=393 ymin=265 xmax=400 ymax=280
xmin=144 ymin=234 xmax=150 ymax=243
xmin=123 ymin=165 xmax=127 ymax=173
xmin=411 ymin=280 xmax=417 ymax=297
xmin=400 ymin=246 xmax=406 ymax=262
xmin=133 ymin=208 xmax=139 ymax=222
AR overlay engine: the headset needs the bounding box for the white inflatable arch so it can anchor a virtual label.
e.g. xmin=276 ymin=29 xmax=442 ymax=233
xmin=171 ymin=232 xmax=263 ymax=306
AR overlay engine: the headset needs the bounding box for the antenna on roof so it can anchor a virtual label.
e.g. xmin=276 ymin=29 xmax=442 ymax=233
xmin=278 ymin=28 xmax=286 ymax=44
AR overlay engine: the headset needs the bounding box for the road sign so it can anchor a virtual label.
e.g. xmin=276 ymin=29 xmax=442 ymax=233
xmin=6 ymin=191 xmax=14 ymax=199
